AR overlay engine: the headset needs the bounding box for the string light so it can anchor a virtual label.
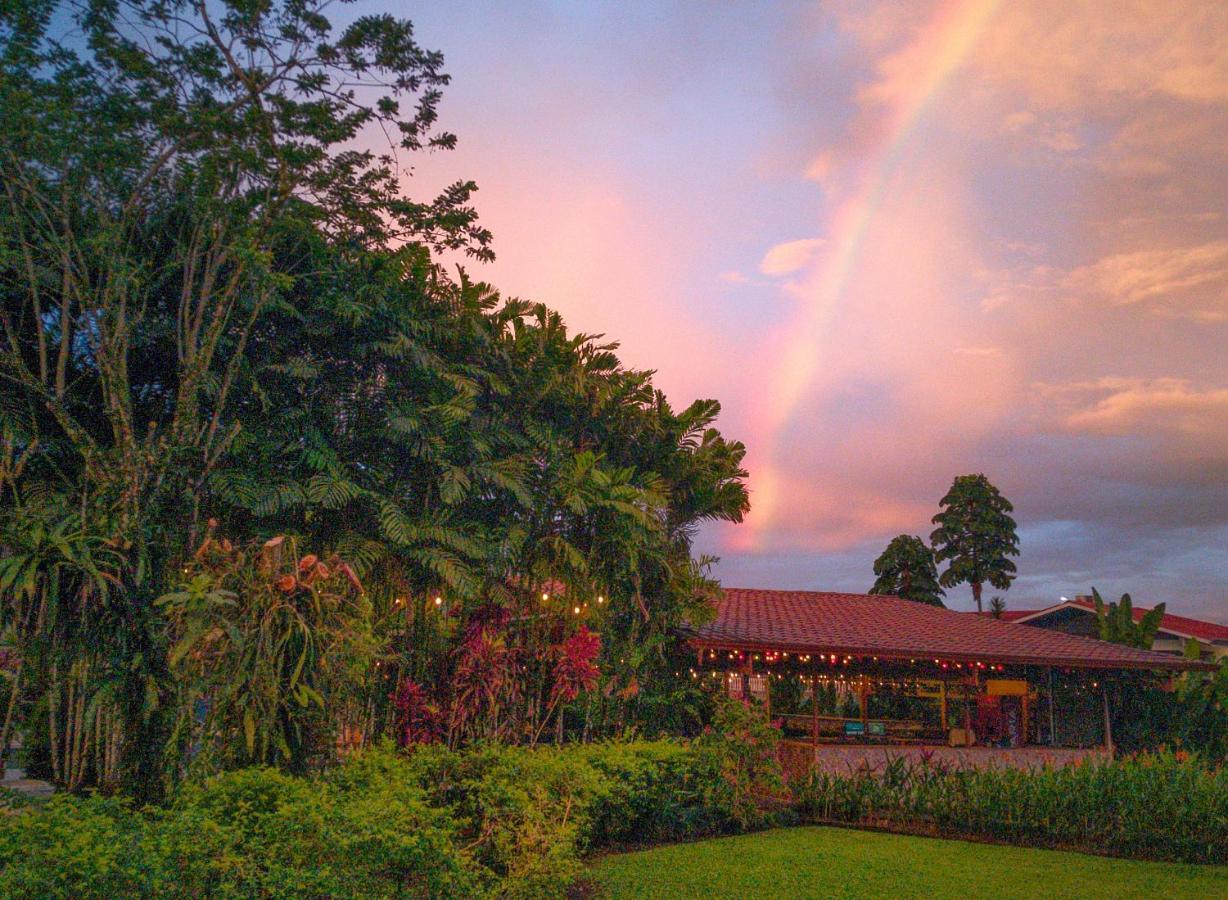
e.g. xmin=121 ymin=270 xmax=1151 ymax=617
xmin=433 ymin=596 xmax=442 ymax=606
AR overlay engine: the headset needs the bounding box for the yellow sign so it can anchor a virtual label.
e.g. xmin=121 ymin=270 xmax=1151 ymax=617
xmin=985 ymin=679 xmax=1029 ymax=696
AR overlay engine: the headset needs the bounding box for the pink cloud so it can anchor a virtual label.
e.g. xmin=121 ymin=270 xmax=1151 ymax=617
xmin=760 ymin=238 xmax=825 ymax=276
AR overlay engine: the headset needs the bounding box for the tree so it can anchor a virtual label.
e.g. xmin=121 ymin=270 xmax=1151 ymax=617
xmin=1 ymin=0 xmax=489 ymax=796
xmin=1090 ymin=587 xmax=1165 ymax=649
xmin=1 ymin=0 xmax=752 ymax=789
xmin=988 ymin=596 xmax=1007 ymax=619
xmin=868 ymin=535 xmax=944 ymax=607
xmin=930 ymin=474 xmax=1020 ymax=613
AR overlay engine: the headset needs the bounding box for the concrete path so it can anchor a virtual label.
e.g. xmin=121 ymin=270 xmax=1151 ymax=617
xmin=2 ymin=768 xmax=54 ymax=799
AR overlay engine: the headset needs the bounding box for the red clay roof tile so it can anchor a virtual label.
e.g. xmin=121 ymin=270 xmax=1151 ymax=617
xmin=688 ymin=589 xmax=1214 ymax=671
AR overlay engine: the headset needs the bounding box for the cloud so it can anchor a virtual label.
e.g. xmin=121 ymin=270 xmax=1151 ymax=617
xmin=759 ymin=238 xmax=825 ymax=276
xmin=1063 ymin=241 xmax=1228 ymax=313
xmin=1039 ymin=378 xmax=1228 ymax=438
xmin=719 ymin=270 xmax=750 ymax=284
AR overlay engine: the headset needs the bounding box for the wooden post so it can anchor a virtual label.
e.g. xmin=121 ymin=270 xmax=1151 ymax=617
xmin=764 ymin=674 xmax=772 ymax=720
xmin=1102 ymin=682 xmax=1114 ymax=757
xmin=810 ymin=673 xmax=819 ymax=758
xmin=1048 ymin=667 xmax=1057 ymax=746
xmin=858 ymin=675 xmax=869 ymax=733
xmin=1021 ymin=693 xmax=1031 ymax=746
xmin=740 ymin=655 xmax=752 ymax=701
xmin=939 ymin=680 xmax=948 ymax=732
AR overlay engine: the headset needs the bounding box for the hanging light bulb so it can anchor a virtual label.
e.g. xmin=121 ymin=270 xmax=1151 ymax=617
xmin=434 ymin=596 xmax=442 ymax=606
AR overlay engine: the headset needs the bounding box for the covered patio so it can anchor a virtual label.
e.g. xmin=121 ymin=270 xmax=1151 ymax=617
xmin=687 ymin=589 xmax=1214 ymax=766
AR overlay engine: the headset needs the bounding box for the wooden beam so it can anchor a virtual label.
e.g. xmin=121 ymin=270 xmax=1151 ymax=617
xmin=1102 ymin=682 xmax=1114 ymax=757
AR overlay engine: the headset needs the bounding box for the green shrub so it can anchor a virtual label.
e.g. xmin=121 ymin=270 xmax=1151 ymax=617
xmin=582 ymin=741 xmax=713 ymax=845
xmin=0 ymin=794 xmax=152 ymax=898
xmin=691 ymin=698 xmax=788 ymax=831
xmin=0 ymin=758 xmax=476 ymax=898
xmin=791 ymin=750 xmax=1228 ymax=864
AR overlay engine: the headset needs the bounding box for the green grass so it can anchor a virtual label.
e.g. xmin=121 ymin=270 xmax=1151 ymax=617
xmin=590 ymin=826 xmax=1228 ymax=899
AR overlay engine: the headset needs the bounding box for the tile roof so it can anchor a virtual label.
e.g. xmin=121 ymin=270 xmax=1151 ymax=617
xmin=687 ymin=589 xmax=1215 ymax=672
xmin=1006 ymin=598 xmax=1228 ymax=643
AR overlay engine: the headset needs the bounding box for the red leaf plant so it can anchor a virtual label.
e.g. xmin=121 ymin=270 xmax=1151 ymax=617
xmin=448 ymin=624 xmax=519 ymax=743
xmin=392 ymin=678 xmax=444 ymax=747
xmin=531 ymin=626 xmax=601 ymax=746
xmin=550 ymin=626 xmax=601 ymax=705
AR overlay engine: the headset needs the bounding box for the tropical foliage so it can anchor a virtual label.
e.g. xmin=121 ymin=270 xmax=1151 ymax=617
xmin=0 ymin=0 xmax=748 ymax=796
xmin=930 ymin=474 xmax=1020 ymax=613
xmin=1090 ymin=587 xmax=1166 ymax=649
xmin=868 ymin=534 xmax=945 ymax=606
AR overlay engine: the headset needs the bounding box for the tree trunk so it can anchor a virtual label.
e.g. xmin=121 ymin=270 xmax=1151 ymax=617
xmin=972 ymin=581 xmax=983 ymax=614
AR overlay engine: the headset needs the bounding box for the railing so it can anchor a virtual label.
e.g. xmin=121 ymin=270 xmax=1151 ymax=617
xmin=775 ymin=713 xmax=940 ymax=743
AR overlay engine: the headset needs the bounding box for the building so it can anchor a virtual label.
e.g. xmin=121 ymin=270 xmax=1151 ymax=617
xmin=995 ymin=596 xmax=1228 ymax=662
xmin=685 ymin=589 xmax=1214 ymax=764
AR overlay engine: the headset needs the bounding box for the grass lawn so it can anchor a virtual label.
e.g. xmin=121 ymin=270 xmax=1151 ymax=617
xmin=590 ymin=826 xmax=1228 ymax=899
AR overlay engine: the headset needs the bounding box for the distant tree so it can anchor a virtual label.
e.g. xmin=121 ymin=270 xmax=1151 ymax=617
xmin=930 ymin=474 xmax=1020 ymax=613
xmin=1090 ymin=588 xmax=1165 ymax=650
xmin=988 ymin=596 xmax=1007 ymax=619
xmin=869 ymin=535 xmax=945 ymax=607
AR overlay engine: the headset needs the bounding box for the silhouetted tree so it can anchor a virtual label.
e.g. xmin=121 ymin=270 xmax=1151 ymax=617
xmin=869 ymin=535 xmax=945 ymax=607
xmin=930 ymin=474 xmax=1020 ymax=613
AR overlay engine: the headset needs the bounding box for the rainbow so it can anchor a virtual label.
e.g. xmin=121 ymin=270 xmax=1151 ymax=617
xmin=740 ymin=0 xmax=1001 ymax=549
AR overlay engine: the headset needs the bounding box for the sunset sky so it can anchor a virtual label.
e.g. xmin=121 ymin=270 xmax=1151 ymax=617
xmin=391 ymin=1 xmax=1227 ymax=620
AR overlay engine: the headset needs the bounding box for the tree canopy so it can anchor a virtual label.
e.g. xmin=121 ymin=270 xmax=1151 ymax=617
xmin=868 ymin=534 xmax=945 ymax=607
xmin=0 ymin=0 xmax=748 ymax=795
xmin=930 ymin=474 xmax=1020 ymax=613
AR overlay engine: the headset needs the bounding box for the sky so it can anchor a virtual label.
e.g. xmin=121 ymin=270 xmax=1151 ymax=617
xmin=379 ymin=0 xmax=1228 ymax=621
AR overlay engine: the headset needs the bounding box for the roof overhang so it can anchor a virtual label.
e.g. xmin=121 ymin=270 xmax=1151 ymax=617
xmin=686 ymin=635 xmax=1217 ymax=672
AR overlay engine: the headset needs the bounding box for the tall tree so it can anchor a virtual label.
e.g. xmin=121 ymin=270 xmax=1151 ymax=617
xmin=930 ymin=474 xmax=1020 ymax=613
xmin=868 ymin=534 xmax=944 ymax=607
xmin=0 ymin=0 xmax=489 ymax=796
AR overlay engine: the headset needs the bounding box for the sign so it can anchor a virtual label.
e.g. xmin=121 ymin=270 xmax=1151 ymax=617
xmin=867 ymin=721 xmax=886 ymax=736
xmin=843 ymin=721 xmax=865 ymax=735
xmin=985 ymin=679 xmax=1029 ymax=697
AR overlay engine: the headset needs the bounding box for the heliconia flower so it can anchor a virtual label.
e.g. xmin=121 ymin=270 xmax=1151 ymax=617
xmin=315 ymin=562 xmax=330 ymax=578
xmin=298 ymin=554 xmax=319 ymax=572
xmin=275 ymin=574 xmax=298 ymax=593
